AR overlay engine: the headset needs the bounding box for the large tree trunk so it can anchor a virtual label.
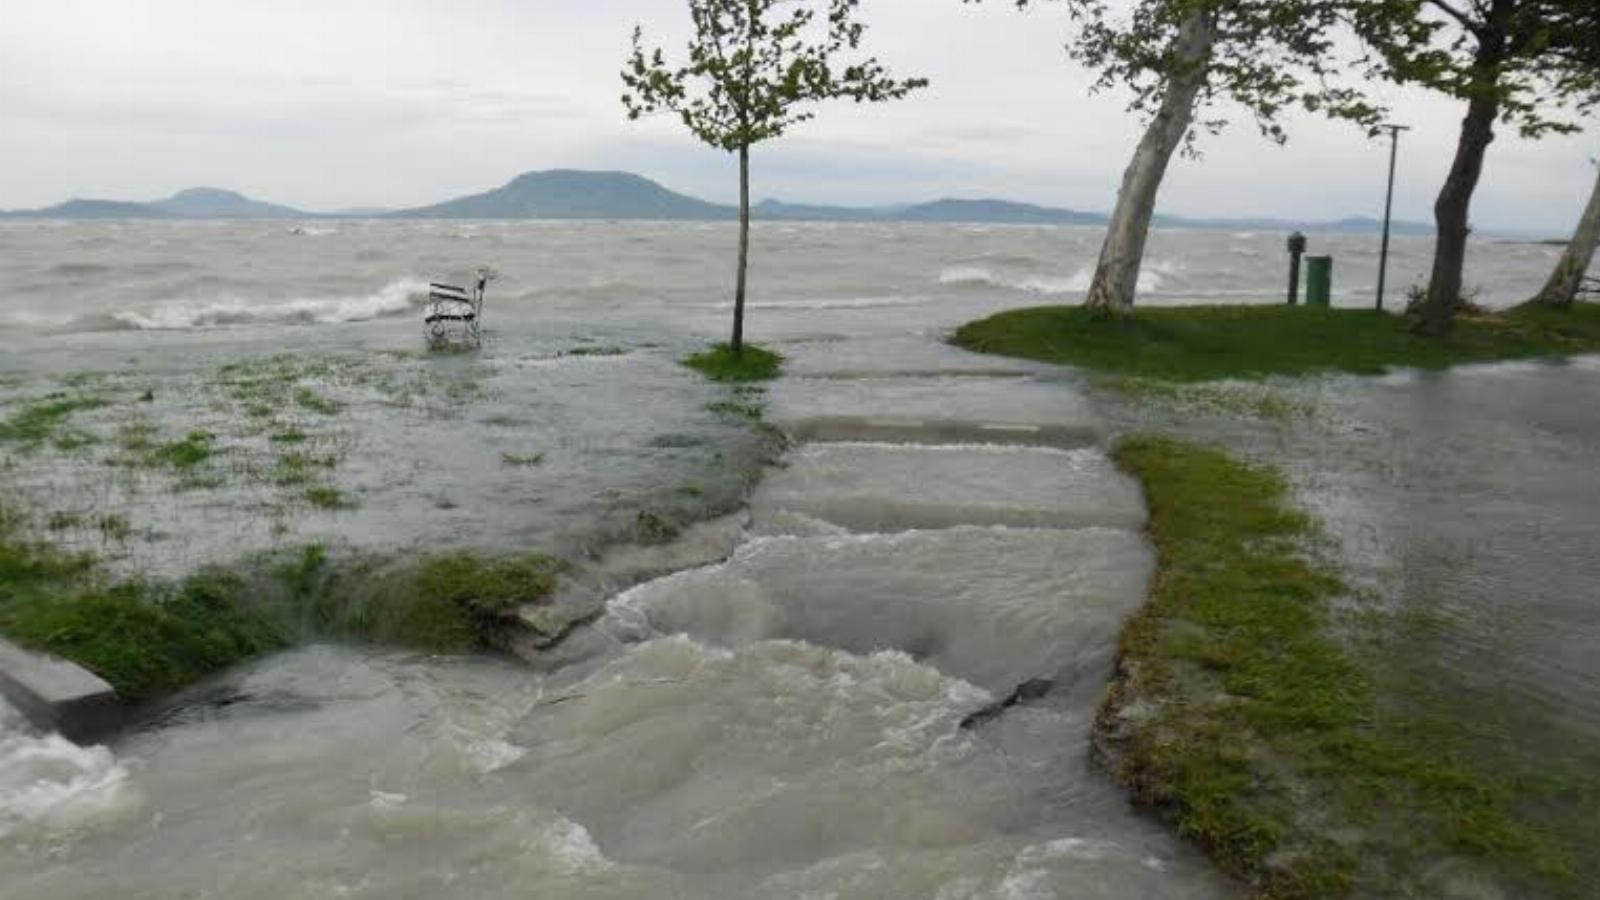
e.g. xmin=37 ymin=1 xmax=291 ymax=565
xmin=732 ymin=144 xmax=750 ymax=356
xmin=1084 ymin=12 xmax=1213 ymax=315
xmin=1532 ymin=159 xmax=1600 ymax=308
xmin=1415 ymin=3 xmax=1511 ymax=336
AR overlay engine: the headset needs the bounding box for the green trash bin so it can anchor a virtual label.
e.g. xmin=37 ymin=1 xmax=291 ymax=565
xmin=1305 ymin=256 xmax=1333 ymax=307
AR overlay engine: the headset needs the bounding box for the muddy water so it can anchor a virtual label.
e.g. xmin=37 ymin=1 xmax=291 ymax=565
xmin=1 ymin=220 xmax=1591 ymax=898
xmin=0 ymin=342 xmax=1234 ymax=898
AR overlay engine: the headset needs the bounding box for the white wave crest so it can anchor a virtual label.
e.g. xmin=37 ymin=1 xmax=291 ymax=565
xmin=69 ymin=279 xmax=432 ymax=332
xmin=940 ymin=264 xmax=1165 ymax=294
xmin=0 ymin=722 xmax=134 ymax=839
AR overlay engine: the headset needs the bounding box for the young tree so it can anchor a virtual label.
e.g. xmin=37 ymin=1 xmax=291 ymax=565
xmin=1354 ymin=0 xmax=1600 ymax=333
xmin=623 ymin=0 xmax=926 ymax=356
xmin=972 ymin=0 xmax=1381 ymax=314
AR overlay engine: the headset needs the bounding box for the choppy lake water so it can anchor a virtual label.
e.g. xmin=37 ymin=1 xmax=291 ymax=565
xmin=0 ymin=220 xmax=1594 ymax=898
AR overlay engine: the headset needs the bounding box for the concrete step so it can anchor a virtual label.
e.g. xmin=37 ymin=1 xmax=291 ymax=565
xmin=604 ymin=526 xmax=1153 ymax=696
xmin=752 ymin=443 xmax=1146 ymax=535
xmin=768 ymin=376 xmax=1102 ymax=449
xmin=0 ymin=637 xmax=120 ymax=742
xmin=778 ymin=337 xmax=1047 ymax=379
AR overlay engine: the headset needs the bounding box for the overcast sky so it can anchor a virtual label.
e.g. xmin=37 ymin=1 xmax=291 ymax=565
xmin=1 ymin=0 xmax=1595 ymax=232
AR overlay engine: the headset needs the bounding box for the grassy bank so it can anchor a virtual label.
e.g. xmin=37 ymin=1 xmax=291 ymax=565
xmin=1103 ymin=436 xmax=1569 ymax=898
xmin=0 ymin=503 xmax=561 ymax=704
xmin=952 ymin=303 xmax=1600 ymax=381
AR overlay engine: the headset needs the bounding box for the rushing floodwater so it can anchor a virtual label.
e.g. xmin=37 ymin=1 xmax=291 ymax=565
xmin=0 ymin=220 xmax=1595 ymax=898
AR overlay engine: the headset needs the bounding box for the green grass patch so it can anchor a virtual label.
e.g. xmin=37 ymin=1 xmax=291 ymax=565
xmin=149 ymin=430 xmax=216 ymax=469
xmin=952 ymin=303 xmax=1600 ymax=382
xmin=271 ymin=452 xmax=337 ymax=486
xmin=304 ymin=485 xmax=356 ymax=510
xmin=561 ymin=344 xmax=629 ymax=358
xmin=1106 ymin=436 xmax=1570 ymax=897
xmin=52 ymin=429 xmax=101 ymax=451
xmin=294 ymin=387 xmax=343 ymax=415
xmin=0 ymin=395 xmax=109 ymax=443
xmin=303 ymin=549 xmax=565 ymax=652
xmin=96 ymin=513 xmax=132 ymax=542
xmin=682 ymin=343 xmax=783 ymax=383
xmin=0 ymin=510 xmax=289 ymax=702
xmin=0 ymin=502 xmax=570 ymax=704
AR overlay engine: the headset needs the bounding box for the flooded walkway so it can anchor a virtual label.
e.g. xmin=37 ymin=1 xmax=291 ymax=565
xmin=1 ymin=334 xmax=1230 ymax=899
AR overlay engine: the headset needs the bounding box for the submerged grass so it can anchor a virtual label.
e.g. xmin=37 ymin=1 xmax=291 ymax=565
xmin=0 ymin=395 xmax=109 ymax=444
xmin=953 ymin=303 xmax=1600 ymax=382
xmin=149 ymin=430 xmax=216 ymax=469
xmin=1106 ymin=436 xmax=1570 ymax=898
xmin=303 ymin=485 xmax=356 ymax=510
xmin=293 ymin=387 xmax=343 ymax=416
xmin=683 ymin=343 xmax=783 ymax=383
xmin=0 ymin=504 xmax=566 ymax=701
xmin=285 ymin=546 xmax=565 ymax=653
xmin=1091 ymin=374 xmax=1316 ymax=422
xmin=0 ymin=508 xmax=288 ymax=702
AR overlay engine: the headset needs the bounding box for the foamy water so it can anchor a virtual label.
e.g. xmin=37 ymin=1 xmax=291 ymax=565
xmin=0 ymin=699 xmax=134 ymax=843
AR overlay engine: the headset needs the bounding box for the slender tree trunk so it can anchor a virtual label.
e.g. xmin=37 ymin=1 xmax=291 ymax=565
xmin=1084 ymin=12 xmax=1213 ymax=315
xmin=732 ymin=144 xmax=750 ymax=356
xmin=1532 ymin=159 xmax=1600 ymax=308
xmin=1415 ymin=3 xmax=1511 ymax=336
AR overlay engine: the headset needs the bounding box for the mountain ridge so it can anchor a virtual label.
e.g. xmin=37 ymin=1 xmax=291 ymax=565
xmin=0 ymin=169 xmax=1438 ymax=234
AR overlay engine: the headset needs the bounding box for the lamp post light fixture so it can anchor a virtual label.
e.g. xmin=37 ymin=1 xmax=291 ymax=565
xmin=1376 ymin=124 xmax=1410 ymax=312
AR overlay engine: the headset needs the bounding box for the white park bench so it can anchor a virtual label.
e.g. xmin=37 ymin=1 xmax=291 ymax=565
xmin=424 ymin=272 xmax=487 ymax=349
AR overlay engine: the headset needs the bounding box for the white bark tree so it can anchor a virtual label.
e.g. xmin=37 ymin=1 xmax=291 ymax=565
xmin=1085 ymin=11 xmax=1212 ymax=312
xmin=972 ymin=0 xmax=1381 ymax=315
xmin=1533 ymin=158 xmax=1600 ymax=307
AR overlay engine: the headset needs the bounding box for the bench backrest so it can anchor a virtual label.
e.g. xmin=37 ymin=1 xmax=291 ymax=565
xmin=430 ymin=282 xmax=472 ymax=303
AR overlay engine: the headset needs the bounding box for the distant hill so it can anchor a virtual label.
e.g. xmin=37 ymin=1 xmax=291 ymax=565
xmin=756 ymin=197 xmax=1107 ymax=225
xmin=0 ymin=169 xmax=1438 ymax=234
xmin=393 ymin=170 xmax=732 ymax=220
xmin=0 ymin=198 xmax=173 ymax=219
xmin=150 ymin=187 xmax=307 ymax=219
xmin=896 ymin=198 xmax=1106 ymax=226
xmin=756 ymin=199 xmax=879 ymax=221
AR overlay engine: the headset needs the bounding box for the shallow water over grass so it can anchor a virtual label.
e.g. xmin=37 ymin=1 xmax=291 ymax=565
xmin=0 ymin=319 xmax=773 ymax=580
xmin=1092 ymin=357 xmax=1600 ymax=895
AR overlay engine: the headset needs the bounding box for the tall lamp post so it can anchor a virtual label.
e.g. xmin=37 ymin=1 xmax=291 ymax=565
xmin=1375 ymin=124 xmax=1410 ymax=312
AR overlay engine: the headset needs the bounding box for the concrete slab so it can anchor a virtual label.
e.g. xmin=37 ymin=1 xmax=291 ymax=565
xmin=0 ymin=637 xmax=120 ymax=742
xmin=768 ymin=376 xmax=1102 ymax=449
xmin=778 ymin=337 xmax=1047 ymax=379
xmin=752 ymin=443 xmax=1147 ymax=534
